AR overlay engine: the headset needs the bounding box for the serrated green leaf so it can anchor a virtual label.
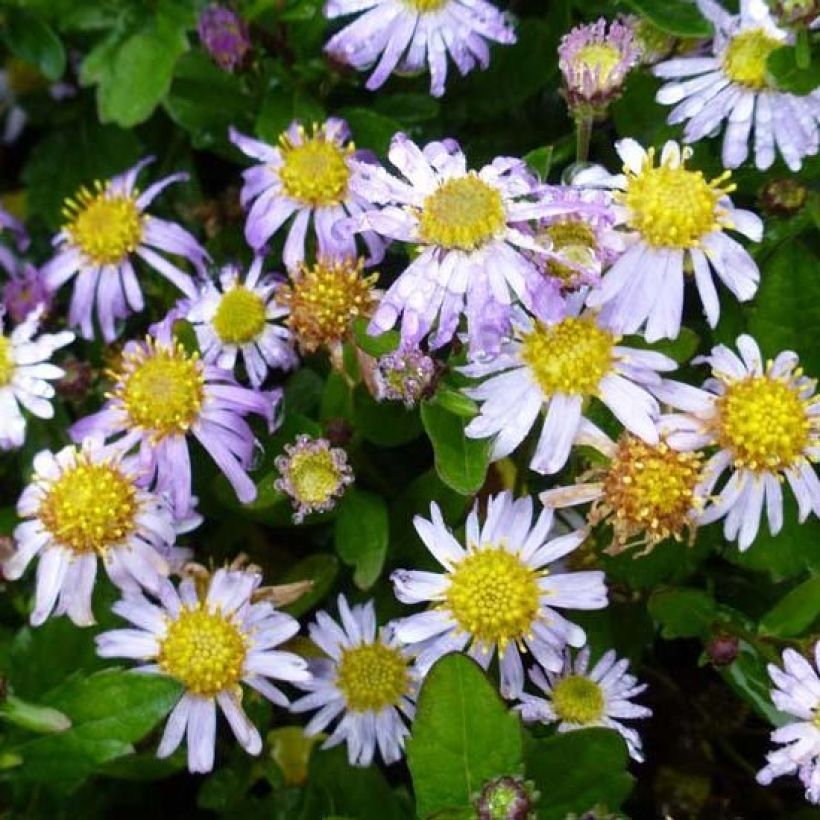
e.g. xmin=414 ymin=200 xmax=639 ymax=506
xmin=3 ymin=8 xmax=66 ymax=80
xmin=759 ymin=577 xmax=820 ymax=638
xmin=648 ymin=587 xmax=716 ymax=639
xmin=621 ymin=0 xmax=712 ymax=37
xmin=334 ymin=488 xmax=388 ymax=589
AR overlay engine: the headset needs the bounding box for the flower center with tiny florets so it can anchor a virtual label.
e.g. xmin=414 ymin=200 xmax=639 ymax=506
xmin=418 ymin=174 xmax=506 ymax=251
xmin=158 ymin=605 xmax=247 ymax=697
xmin=335 ymin=642 xmax=410 ymax=712
xmin=285 ymin=447 xmax=343 ymax=506
xmin=0 ymin=335 xmax=13 ymax=386
xmin=573 ymin=43 xmax=622 ymax=83
xmin=38 ymin=457 xmax=137 ymax=555
xmin=521 ymin=316 xmax=615 ymax=396
xmin=716 ymin=375 xmax=811 ymax=472
xmin=541 ymin=219 xmax=599 ymax=284
xmin=63 ymin=183 xmax=143 ymax=265
xmin=115 ymin=341 xmax=205 ymax=440
xmin=723 ymin=29 xmax=780 ymax=89
xmin=446 ymin=547 xmax=541 ymax=650
xmin=278 ymin=126 xmax=352 ymax=206
xmin=213 ymin=286 xmax=267 ymax=345
xmin=622 ymin=149 xmax=733 ymax=249
xmin=406 ymin=0 xmax=448 ymax=11
xmin=551 ymin=675 xmax=605 ymax=724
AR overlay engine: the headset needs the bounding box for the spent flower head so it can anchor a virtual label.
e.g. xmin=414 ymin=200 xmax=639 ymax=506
xmin=197 ymin=4 xmax=251 ymax=72
xmin=375 ymin=347 xmax=435 ymax=408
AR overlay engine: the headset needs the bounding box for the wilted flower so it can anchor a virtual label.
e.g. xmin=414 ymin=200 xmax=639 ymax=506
xmin=197 ymin=4 xmax=251 ymax=72
xmin=759 ymin=177 xmax=808 ymax=215
xmin=474 ymin=775 xmax=539 ymax=820
xmin=2 ymin=262 xmax=52 ymax=324
xmin=375 ymin=347 xmax=435 ymax=407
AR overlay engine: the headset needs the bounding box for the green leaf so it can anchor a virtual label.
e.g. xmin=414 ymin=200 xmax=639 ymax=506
xmin=621 ymin=0 xmax=712 ymax=37
xmin=624 ymin=327 xmax=700 ymax=364
xmin=648 ymin=587 xmax=716 ymax=639
xmin=719 ymin=642 xmax=788 ymax=726
xmin=354 ymin=385 xmax=423 ymax=447
xmin=339 ymin=107 xmax=403 ymax=156
xmin=525 ymin=729 xmax=634 ymax=818
xmin=2 ymin=8 xmax=66 ymax=80
xmin=759 ymin=576 xmax=820 ymax=638
xmin=280 ymin=554 xmax=340 ymax=618
xmin=406 ymin=654 xmax=523 ymax=818
xmin=334 ymin=488 xmax=389 ymax=589
xmin=420 ymin=401 xmax=490 ymax=496
xmin=431 ymin=388 xmax=478 ymax=419
xmin=352 ymin=316 xmax=400 ymax=357
xmin=0 ymin=695 xmax=71 ymax=735
xmin=767 ymin=43 xmax=820 ymax=96
xmin=523 ymin=146 xmax=553 ymax=181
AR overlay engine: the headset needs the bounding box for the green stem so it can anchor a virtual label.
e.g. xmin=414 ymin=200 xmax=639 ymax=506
xmin=575 ymin=114 xmax=594 ymax=163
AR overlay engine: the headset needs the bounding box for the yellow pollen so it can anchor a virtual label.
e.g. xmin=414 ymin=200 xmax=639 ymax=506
xmin=551 ymin=675 xmax=605 ymax=724
xmin=573 ymin=43 xmax=622 ymax=83
xmin=446 ymin=547 xmax=541 ymax=650
xmin=521 ymin=316 xmax=615 ymax=396
xmin=286 ymin=448 xmax=343 ymax=506
xmin=278 ymin=125 xmax=352 ymax=206
xmin=621 ymin=148 xmax=734 ymax=249
xmin=716 ymin=375 xmax=811 ymax=472
xmin=38 ymin=456 xmax=137 ymax=555
xmin=406 ymin=0 xmax=448 ymax=11
xmin=212 ymin=286 xmax=267 ymax=345
xmin=418 ymin=174 xmax=506 ymax=251
xmin=541 ymin=220 xmax=599 ymax=285
xmin=335 ymin=642 xmax=410 ymax=712
xmin=723 ymin=29 xmax=780 ymax=89
xmin=0 ymin=335 xmax=13 ymax=386
xmin=158 ymin=605 xmax=247 ymax=697
xmin=113 ymin=340 xmax=205 ymax=440
xmin=278 ymin=257 xmax=377 ymax=353
xmin=63 ymin=182 xmax=143 ymax=265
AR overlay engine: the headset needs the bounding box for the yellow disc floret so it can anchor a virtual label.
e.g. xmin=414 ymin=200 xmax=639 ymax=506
xmin=114 ymin=340 xmax=205 ymax=440
xmin=573 ymin=43 xmax=623 ymax=84
xmin=418 ymin=174 xmax=506 ymax=251
xmin=521 ymin=316 xmax=615 ymax=396
xmin=446 ymin=547 xmax=541 ymax=650
xmin=63 ymin=182 xmax=143 ymax=265
xmin=38 ymin=455 xmax=137 ymax=555
xmin=278 ymin=124 xmax=352 ymax=206
xmin=335 ymin=642 xmax=410 ymax=712
xmin=406 ymin=0 xmax=448 ymax=11
xmin=212 ymin=286 xmax=267 ymax=345
xmin=158 ymin=605 xmax=247 ymax=697
xmin=723 ymin=29 xmax=780 ymax=89
xmin=0 ymin=335 xmax=13 ymax=386
xmin=551 ymin=675 xmax=605 ymax=724
xmin=285 ymin=447 xmax=343 ymax=507
xmin=622 ymin=147 xmax=734 ymax=249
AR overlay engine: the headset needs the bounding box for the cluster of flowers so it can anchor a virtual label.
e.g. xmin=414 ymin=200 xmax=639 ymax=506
xmin=0 ymin=0 xmax=819 ymax=804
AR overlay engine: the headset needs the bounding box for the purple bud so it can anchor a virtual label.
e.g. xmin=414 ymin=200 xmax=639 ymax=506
xmin=707 ymin=634 xmax=739 ymax=667
xmin=197 ymin=5 xmax=251 ymax=73
xmin=475 ymin=776 xmax=538 ymax=820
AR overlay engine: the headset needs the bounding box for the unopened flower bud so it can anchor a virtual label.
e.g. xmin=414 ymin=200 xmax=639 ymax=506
xmin=474 ymin=775 xmax=538 ymax=820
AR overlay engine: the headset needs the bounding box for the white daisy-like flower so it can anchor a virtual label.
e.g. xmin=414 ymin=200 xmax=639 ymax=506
xmin=516 ymin=647 xmax=652 ymax=762
xmin=655 ymin=334 xmax=820 ymax=551
xmin=390 ymin=492 xmax=608 ymax=699
xmin=187 ymin=257 xmax=297 ymax=388
xmin=574 ymin=138 xmax=763 ymax=340
xmin=461 ymin=298 xmax=676 ymax=475
xmin=290 ymin=595 xmax=418 ymax=767
xmin=654 ymin=0 xmax=820 ymax=171
xmin=0 ymin=306 xmax=73 ymax=451
xmin=96 ymin=567 xmax=310 ymax=773
xmin=4 ymin=437 xmax=176 ymax=627
xmin=757 ymin=646 xmax=820 ymax=804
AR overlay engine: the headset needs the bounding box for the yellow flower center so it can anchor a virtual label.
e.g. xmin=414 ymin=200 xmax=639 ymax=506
xmin=63 ymin=183 xmax=143 ymax=265
xmin=406 ymin=0 xmax=448 ymax=11
xmin=158 ymin=605 xmax=247 ymax=697
xmin=723 ymin=29 xmax=780 ymax=89
xmin=115 ymin=341 xmax=205 ymax=440
xmin=278 ymin=126 xmax=352 ymax=206
xmin=446 ymin=547 xmax=541 ymax=650
xmin=418 ymin=174 xmax=506 ymax=251
xmin=541 ymin=220 xmax=599 ymax=284
xmin=716 ymin=375 xmax=811 ymax=472
xmin=38 ymin=457 xmax=137 ymax=555
xmin=0 ymin=335 xmax=13 ymax=387
xmin=521 ymin=316 xmax=615 ymax=396
xmin=212 ymin=286 xmax=267 ymax=345
xmin=335 ymin=642 xmax=410 ymax=712
xmin=285 ymin=448 xmax=343 ymax=507
xmin=622 ymin=149 xmax=733 ymax=249
xmin=279 ymin=257 xmax=376 ymax=353
xmin=551 ymin=675 xmax=605 ymax=724
xmin=572 ymin=43 xmax=622 ymax=84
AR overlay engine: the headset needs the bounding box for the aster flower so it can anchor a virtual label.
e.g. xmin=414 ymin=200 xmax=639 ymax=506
xmin=291 ymin=595 xmax=417 ymax=766
xmin=461 ymin=299 xmax=676 ymax=476
xmin=42 ymin=157 xmax=208 ymax=342
xmin=274 ymin=435 xmax=354 ymax=523
xmin=197 ymin=4 xmax=251 ymax=72
xmin=344 ymin=133 xmax=592 ymax=357
xmin=757 ymin=646 xmax=820 ymax=803
xmin=540 ymin=431 xmax=706 ymax=556
xmin=0 ymin=306 xmax=73 ymax=451
xmin=575 ymin=139 xmax=763 ymax=339
xmin=654 ymin=0 xmax=820 ymax=171
xmin=229 ymin=119 xmax=386 ymax=271
xmin=375 ymin=346 xmax=435 ymax=407
xmin=4 ymin=437 xmax=176 ymax=627
xmin=390 ymin=492 xmax=607 ymax=698
xmin=186 ymin=257 xmax=297 ymax=388
xmin=516 ymin=647 xmax=651 ymax=762
xmin=70 ymin=314 xmax=277 ymax=517
xmin=2 ymin=262 xmax=53 ymax=324
xmin=96 ymin=568 xmax=310 ymax=773
xmin=654 ymin=334 xmax=820 ymax=551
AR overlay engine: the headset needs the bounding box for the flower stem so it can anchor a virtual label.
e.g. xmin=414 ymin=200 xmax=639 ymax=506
xmin=575 ymin=114 xmax=594 ymax=163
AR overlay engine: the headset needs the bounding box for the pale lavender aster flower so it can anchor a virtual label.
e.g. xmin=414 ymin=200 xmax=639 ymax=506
xmin=229 ymin=119 xmax=386 ymax=272
xmin=390 ymin=491 xmax=607 ymax=699
xmin=2 ymin=262 xmax=53 ymax=324
xmin=70 ymin=313 xmax=278 ymax=517
xmin=291 ymin=595 xmax=418 ymax=767
xmin=516 ymin=647 xmax=651 ymax=762
xmin=654 ymin=0 xmax=820 ymax=171
xmin=375 ymin=347 xmax=435 ymax=407
xmin=42 ymin=157 xmax=209 ymax=342
xmin=96 ymin=568 xmax=310 ymax=774
xmin=197 ymin=4 xmax=251 ymax=72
